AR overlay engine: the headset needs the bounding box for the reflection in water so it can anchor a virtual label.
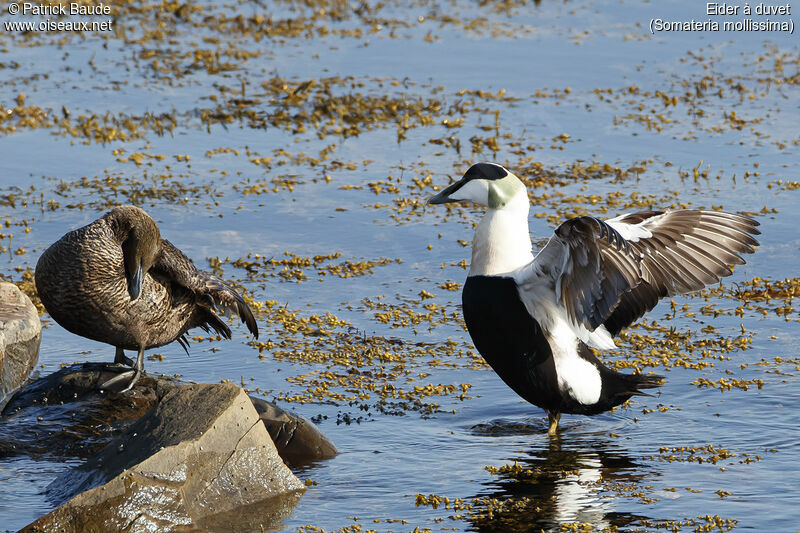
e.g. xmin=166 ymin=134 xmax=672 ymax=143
xmin=468 ymin=421 xmax=657 ymax=532
xmin=195 ymin=492 xmax=304 ymax=533
xmin=553 ymin=453 xmax=607 ymax=527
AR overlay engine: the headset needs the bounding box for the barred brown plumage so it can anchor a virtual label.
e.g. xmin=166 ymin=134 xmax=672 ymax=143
xmin=34 ymin=205 xmax=258 ymax=392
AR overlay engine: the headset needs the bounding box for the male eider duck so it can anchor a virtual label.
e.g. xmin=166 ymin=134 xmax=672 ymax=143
xmin=35 ymin=205 xmax=259 ymax=392
xmin=429 ymin=163 xmax=759 ymax=435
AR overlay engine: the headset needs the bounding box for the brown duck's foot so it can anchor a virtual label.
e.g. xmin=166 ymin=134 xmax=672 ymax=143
xmin=113 ymin=347 xmax=134 ymax=367
xmin=101 ymin=346 xmax=145 ymax=393
xmin=547 ymin=412 xmax=561 ymax=437
xmin=99 ymin=368 xmax=136 ymax=391
xmin=118 ymin=368 xmax=142 ymax=393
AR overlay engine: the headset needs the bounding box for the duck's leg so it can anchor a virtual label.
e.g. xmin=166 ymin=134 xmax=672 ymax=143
xmin=547 ymin=411 xmax=561 ymax=437
xmin=100 ymin=346 xmax=144 ymax=392
xmin=113 ymin=347 xmax=134 ymax=367
xmin=119 ymin=346 xmax=145 ymax=393
xmin=96 ymin=347 xmax=135 ymax=388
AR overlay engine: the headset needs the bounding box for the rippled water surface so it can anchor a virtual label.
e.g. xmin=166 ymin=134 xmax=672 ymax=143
xmin=1 ymin=0 xmax=798 ymax=531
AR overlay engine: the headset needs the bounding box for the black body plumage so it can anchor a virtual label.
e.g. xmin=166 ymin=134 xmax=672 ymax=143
xmin=463 ymin=275 xmax=661 ymax=417
xmin=462 ymin=275 xmax=559 ymax=412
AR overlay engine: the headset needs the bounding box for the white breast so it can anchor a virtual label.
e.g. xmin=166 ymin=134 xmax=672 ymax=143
xmin=469 ymin=194 xmax=534 ymax=276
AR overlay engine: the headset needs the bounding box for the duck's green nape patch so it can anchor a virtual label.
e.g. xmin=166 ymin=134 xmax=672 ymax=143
xmin=488 ymin=174 xmax=525 ymax=208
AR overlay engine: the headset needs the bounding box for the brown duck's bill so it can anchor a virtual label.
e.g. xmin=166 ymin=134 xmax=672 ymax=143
xmin=427 ymin=180 xmax=466 ymax=205
xmin=121 ymin=233 xmax=143 ymax=300
xmin=127 ymin=263 xmax=142 ymax=300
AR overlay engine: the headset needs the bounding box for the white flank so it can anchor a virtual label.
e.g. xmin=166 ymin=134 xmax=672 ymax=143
xmin=547 ymin=315 xmax=602 ymax=405
xmin=513 ymin=277 xmax=602 ymax=405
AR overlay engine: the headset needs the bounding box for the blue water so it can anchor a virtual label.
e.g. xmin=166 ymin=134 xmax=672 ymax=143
xmin=1 ymin=0 xmax=798 ymax=530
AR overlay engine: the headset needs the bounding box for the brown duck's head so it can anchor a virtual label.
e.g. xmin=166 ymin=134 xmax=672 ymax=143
xmin=107 ymin=206 xmax=162 ymax=301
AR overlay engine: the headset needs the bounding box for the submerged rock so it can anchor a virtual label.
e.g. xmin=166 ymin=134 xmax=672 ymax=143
xmin=0 ymin=282 xmax=41 ymax=410
xmin=251 ymin=397 xmax=337 ymax=466
xmin=21 ymin=383 xmax=304 ymax=532
xmin=2 ymin=364 xmax=336 ymax=530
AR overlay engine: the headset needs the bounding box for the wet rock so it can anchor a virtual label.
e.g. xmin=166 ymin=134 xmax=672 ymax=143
xmin=251 ymin=397 xmax=337 ymax=466
xmin=22 ymin=383 xmax=304 ymax=533
xmin=0 ymin=281 xmax=41 ymax=410
xmin=0 ymin=364 xmax=336 ymax=467
xmin=0 ymin=364 xmax=180 ymax=459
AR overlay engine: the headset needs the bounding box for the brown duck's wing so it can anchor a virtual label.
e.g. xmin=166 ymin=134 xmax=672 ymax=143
xmin=152 ymin=239 xmax=259 ymax=339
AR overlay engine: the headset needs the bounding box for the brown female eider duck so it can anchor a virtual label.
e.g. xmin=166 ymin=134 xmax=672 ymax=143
xmin=35 ymin=205 xmax=259 ymax=392
xmin=428 ymin=163 xmax=760 ymax=436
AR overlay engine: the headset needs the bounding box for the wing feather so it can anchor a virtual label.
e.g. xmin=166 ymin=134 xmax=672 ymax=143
xmin=152 ymin=239 xmax=259 ymax=339
xmin=519 ymin=209 xmax=759 ymax=340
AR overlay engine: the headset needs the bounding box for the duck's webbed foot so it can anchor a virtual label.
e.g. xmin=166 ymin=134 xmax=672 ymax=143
xmin=113 ymin=347 xmax=134 ymax=367
xmin=547 ymin=411 xmax=561 ymax=437
xmin=100 ymin=347 xmax=144 ymax=392
xmin=100 ymin=368 xmax=136 ymax=391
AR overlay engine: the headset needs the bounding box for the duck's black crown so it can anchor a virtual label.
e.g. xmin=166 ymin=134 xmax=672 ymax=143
xmin=463 ymin=162 xmax=508 ymax=181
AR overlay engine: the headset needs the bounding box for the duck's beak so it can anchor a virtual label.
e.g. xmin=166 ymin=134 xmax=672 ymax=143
xmin=127 ymin=263 xmax=142 ymax=300
xmin=122 ymin=235 xmax=144 ymax=301
xmin=427 ymin=180 xmax=465 ymax=205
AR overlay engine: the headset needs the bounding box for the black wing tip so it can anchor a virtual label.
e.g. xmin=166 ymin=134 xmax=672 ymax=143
xmin=703 ymin=211 xmax=762 ymax=250
xmin=228 ymin=285 xmax=259 ymax=339
xmin=706 ymin=210 xmax=762 ymax=233
xmin=176 ymin=334 xmax=191 ymax=356
xmin=199 ymin=271 xmax=260 ymax=339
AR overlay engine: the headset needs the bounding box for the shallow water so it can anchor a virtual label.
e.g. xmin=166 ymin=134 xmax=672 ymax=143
xmin=1 ymin=0 xmax=799 ymax=531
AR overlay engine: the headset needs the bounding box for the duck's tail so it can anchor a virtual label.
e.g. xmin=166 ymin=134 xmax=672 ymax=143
xmin=571 ymin=343 xmax=664 ymax=415
xmin=200 ymin=312 xmax=233 ymax=339
xmin=626 ymin=372 xmax=665 ymax=394
xmin=582 ymin=368 xmax=664 ymax=416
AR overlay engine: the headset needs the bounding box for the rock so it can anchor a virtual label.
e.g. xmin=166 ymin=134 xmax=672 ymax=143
xmin=0 ymin=281 xmax=41 ymax=410
xmin=251 ymin=397 xmax=337 ymax=465
xmin=1 ymin=364 xmax=337 ymax=467
xmin=0 ymin=364 xmax=181 ymax=459
xmin=2 ymin=365 xmax=335 ymax=530
xmin=22 ymin=384 xmax=305 ymax=532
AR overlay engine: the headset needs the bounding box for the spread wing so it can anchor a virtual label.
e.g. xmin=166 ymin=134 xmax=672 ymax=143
xmin=515 ymin=210 xmax=759 ymax=346
xmin=151 ymin=239 xmax=259 ymax=339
